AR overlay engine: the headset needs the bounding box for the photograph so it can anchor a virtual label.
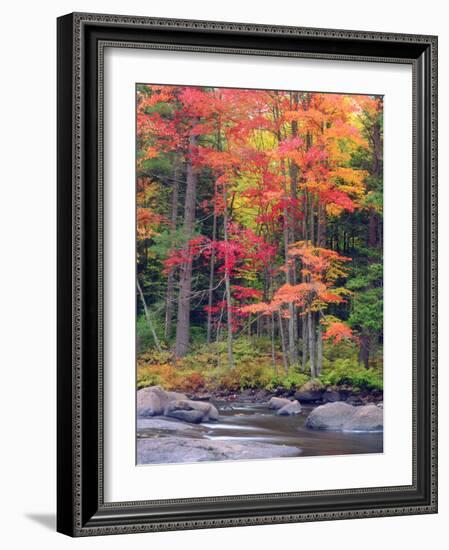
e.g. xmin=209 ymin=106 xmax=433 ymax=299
xmin=135 ymin=84 xmax=385 ymax=465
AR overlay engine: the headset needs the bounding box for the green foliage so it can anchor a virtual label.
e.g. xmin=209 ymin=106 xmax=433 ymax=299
xmin=137 ymin=314 xmax=165 ymax=353
xmin=136 ymin=335 xmax=382 ymax=394
xmin=320 ymin=359 xmax=383 ymax=390
xmin=219 ymin=361 xmax=272 ymax=390
xmin=150 ymin=228 xmax=188 ymax=261
xmin=347 ymin=263 xmax=383 ymax=335
xmin=347 ymin=263 xmax=382 ymax=291
xmin=322 ymin=337 xmax=359 ymax=363
xmin=265 ymin=370 xmax=309 ymax=391
xmin=349 ymin=288 xmax=383 ymax=333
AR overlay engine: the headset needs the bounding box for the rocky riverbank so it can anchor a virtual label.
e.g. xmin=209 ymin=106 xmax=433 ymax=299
xmin=184 ymin=379 xmax=383 ymax=407
xmin=136 ymin=386 xmax=383 ymax=464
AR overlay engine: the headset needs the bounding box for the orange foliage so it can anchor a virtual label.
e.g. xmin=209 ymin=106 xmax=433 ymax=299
xmin=323 ymin=321 xmax=356 ymax=343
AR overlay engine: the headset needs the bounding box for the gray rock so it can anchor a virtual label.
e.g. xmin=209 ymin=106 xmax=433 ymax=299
xmin=342 ymin=404 xmax=383 ymax=431
xmin=189 ymin=400 xmax=219 ymax=421
xmin=164 ymin=399 xmax=219 ymax=422
xmin=377 ymin=402 xmax=383 ymax=409
xmin=165 ymin=409 xmax=205 ymax=423
xmin=322 ymin=390 xmax=341 ymax=403
xmin=294 ymin=380 xmax=324 ymax=402
xmin=137 ymin=386 xmax=187 ymax=417
xmin=254 ymin=389 xmax=270 ymax=401
xmin=336 ymin=386 xmax=354 ymax=400
xmin=305 ymin=402 xmax=384 ymax=432
xmin=277 ymin=401 xmax=302 ymax=416
xmin=189 ymin=394 xmax=212 ymax=401
xmin=305 ymin=402 xmax=356 ymax=430
xmin=137 ymin=437 xmax=300 ymax=464
xmin=268 ymin=396 xmax=292 ymax=410
xmin=137 ymin=417 xmax=196 ymax=431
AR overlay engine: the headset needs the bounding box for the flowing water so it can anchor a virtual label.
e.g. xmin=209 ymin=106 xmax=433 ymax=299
xmin=138 ymin=400 xmax=383 ymax=458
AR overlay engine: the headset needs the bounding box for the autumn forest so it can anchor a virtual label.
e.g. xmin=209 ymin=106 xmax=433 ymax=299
xmin=136 ymin=84 xmax=384 ymax=398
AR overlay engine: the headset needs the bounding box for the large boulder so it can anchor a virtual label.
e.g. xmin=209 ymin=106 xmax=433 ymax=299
xmin=268 ymin=396 xmax=292 ymax=410
xmin=164 ymin=399 xmax=219 ymax=422
xmin=277 ymin=401 xmax=302 ymax=416
xmin=342 ymin=404 xmax=383 ymax=431
xmin=305 ymin=402 xmax=355 ymax=430
xmin=137 ymin=386 xmax=187 ymax=417
xmin=305 ymin=402 xmax=384 ymax=432
xmin=294 ymin=380 xmax=324 ymax=403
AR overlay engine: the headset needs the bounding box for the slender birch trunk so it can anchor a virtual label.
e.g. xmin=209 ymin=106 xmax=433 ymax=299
xmin=137 ymin=278 xmax=162 ymax=352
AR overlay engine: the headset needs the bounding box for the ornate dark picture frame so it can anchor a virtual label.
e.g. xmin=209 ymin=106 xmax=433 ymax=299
xmin=57 ymin=12 xmax=438 ymax=537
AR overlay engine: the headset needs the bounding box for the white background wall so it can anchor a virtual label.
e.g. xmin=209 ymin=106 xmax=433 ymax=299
xmin=0 ymin=0 xmax=445 ymax=548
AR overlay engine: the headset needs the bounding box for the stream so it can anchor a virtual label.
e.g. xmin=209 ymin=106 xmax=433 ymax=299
xmin=137 ymin=400 xmax=383 ymax=463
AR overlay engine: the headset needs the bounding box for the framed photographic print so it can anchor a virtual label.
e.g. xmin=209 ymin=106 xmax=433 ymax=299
xmin=57 ymin=12 xmax=438 ymax=536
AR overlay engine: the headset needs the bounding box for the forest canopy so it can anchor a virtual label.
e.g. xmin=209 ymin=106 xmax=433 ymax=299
xmin=136 ymin=85 xmax=383 ymax=395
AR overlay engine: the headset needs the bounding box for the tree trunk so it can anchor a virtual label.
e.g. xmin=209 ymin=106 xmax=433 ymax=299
xmin=317 ymin=203 xmax=326 ymax=248
xmin=206 ymin=199 xmax=217 ymax=344
xmin=301 ymin=314 xmax=308 ymax=372
xmin=164 ymin=164 xmax=180 ymax=340
xmin=359 ymin=334 xmax=371 ymax=369
xmin=309 ymin=194 xmax=315 ymax=246
xmin=308 ymin=310 xmax=316 ymax=377
xmin=278 ymin=311 xmax=289 ymax=374
xmin=302 ymin=191 xmax=308 ymax=242
xmin=368 ymin=99 xmax=382 ymax=250
xmin=271 ymin=313 xmax=277 ymax=373
xmin=368 ymin=208 xmax=378 ymax=248
xmin=280 ymin=157 xmax=297 ymax=367
xmin=372 ymin=102 xmax=383 ymax=178
xmin=175 ymin=129 xmax=198 ymax=357
xmin=223 ymin=185 xmax=235 ymax=368
xmin=316 ymin=314 xmax=323 ymax=376
xmin=137 ymin=278 xmax=162 ymax=352
xmin=289 ymin=91 xmax=300 ymax=243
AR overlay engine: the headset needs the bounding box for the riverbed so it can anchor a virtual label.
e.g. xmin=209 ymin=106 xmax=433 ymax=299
xmin=137 ymin=400 xmax=383 ymax=464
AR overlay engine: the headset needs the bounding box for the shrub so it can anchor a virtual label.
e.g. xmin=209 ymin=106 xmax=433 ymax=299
xmin=137 ymin=364 xmax=178 ymax=390
xmin=322 ymin=339 xmax=359 ymax=363
xmin=320 ymin=359 xmax=383 ymax=390
xmin=177 ymin=371 xmax=206 ymax=392
xmin=138 ymin=349 xmax=173 ymax=365
xmin=181 ymin=346 xmax=219 ymax=370
xmin=218 ymin=359 xmax=271 ymax=390
xmin=265 ymin=370 xmax=309 ymax=391
xmin=136 ymin=345 xmax=383 ymax=395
